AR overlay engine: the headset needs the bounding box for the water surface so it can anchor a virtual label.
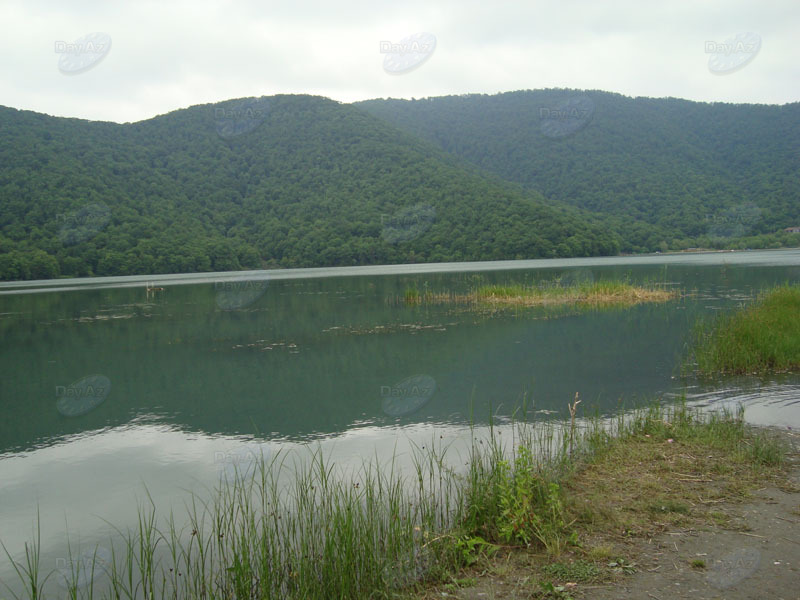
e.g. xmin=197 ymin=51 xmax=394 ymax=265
xmin=1 ymin=249 xmax=798 ymax=595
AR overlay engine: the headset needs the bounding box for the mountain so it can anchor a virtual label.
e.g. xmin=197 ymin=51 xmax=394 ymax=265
xmin=0 ymin=95 xmax=621 ymax=281
xmin=356 ymin=90 xmax=800 ymax=251
xmin=2 ymin=90 xmax=798 ymax=282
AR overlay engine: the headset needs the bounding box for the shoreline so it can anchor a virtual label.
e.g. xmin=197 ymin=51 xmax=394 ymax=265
xmin=4 ymin=404 xmax=795 ymax=599
xmin=3 ymin=247 xmax=800 ymax=293
xmin=415 ymin=423 xmax=800 ymax=599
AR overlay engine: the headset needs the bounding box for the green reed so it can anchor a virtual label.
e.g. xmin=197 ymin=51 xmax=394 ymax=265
xmin=688 ymin=283 xmax=800 ymax=375
xmin=1 ymin=401 xmax=783 ymax=599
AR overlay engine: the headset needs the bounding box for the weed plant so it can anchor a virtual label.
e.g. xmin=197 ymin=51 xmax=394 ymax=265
xmin=1 ymin=402 xmax=784 ymax=599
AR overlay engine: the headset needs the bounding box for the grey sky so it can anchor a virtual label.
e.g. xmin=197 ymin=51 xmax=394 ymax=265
xmin=1 ymin=0 xmax=797 ymax=124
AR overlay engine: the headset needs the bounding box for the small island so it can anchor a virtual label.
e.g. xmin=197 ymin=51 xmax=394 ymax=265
xmin=402 ymin=280 xmax=678 ymax=309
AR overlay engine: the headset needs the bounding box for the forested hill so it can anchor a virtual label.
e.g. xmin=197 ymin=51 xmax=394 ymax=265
xmin=2 ymin=91 xmax=798 ymax=282
xmin=0 ymin=95 xmax=621 ymax=280
xmin=357 ymin=90 xmax=800 ymax=246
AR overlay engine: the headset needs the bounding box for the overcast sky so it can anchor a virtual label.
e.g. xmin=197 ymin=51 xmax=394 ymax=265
xmin=1 ymin=0 xmax=797 ymax=124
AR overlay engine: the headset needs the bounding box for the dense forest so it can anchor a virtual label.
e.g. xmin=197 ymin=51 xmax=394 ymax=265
xmin=0 ymin=95 xmax=626 ymax=280
xmin=0 ymin=91 xmax=797 ymax=281
xmin=358 ymin=90 xmax=800 ymax=252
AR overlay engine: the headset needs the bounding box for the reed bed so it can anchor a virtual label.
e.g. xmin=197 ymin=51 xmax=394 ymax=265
xmin=1 ymin=402 xmax=780 ymax=600
xmin=687 ymin=283 xmax=800 ymax=375
xmin=400 ymin=280 xmax=677 ymax=309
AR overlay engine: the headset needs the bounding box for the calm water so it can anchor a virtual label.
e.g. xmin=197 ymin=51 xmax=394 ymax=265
xmin=1 ymin=249 xmax=799 ymax=594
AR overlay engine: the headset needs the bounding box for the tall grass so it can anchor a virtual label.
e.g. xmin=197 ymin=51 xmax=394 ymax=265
xmin=1 ymin=402 xmax=783 ymax=599
xmin=399 ymin=278 xmax=676 ymax=309
xmin=1 ymin=511 xmax=47 ymax=600
xmin=688 ymin=283 xmax=800 ymax=375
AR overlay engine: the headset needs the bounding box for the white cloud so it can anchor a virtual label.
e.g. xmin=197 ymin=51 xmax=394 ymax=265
xmin=0 ymin=0 xmax=796 ymax=123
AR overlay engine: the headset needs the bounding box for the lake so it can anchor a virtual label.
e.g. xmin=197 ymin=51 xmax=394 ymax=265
xmin=1 ymin=249 xmax=799 ymax=595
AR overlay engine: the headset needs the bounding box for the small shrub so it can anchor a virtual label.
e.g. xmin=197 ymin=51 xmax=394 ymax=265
xmin=496 ymin=447 xmax=573 ymax=553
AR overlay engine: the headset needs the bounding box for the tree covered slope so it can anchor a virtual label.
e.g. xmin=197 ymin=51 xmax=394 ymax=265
xmin=0 ymin=95 xmax=620 ymax=280
xmin=1 ymin=90 xmax=797 ymax=281
xmin=357 ymin=90 xmax=800 ymax=248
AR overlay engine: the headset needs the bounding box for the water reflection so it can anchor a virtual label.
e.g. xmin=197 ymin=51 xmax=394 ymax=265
xmin=1 ymin=250 xmax=799 ymax=596
xmin=0 ymin=254 xmax=798 ymax=454
xmin=677 ymin=376 xmax=800 ymax=428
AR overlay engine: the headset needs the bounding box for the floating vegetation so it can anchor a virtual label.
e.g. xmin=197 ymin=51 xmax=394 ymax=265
xmin=226 ymin=339 xmax=300 ymax=353
xmin=322 ymin=322 xmax=455 ymax=336
xmin=396 ymin=279 xmax=678 ymax=310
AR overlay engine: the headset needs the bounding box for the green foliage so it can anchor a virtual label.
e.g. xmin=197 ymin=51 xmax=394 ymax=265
xmin=617 ymin=401 xmax=785 ymax=468
xmin=537 ymin=580 xmax=575 ymax=599
xmin=475 ymin=279 xmax=658 ymax=301
xmin=0 ymin=95 xmax=622 ymax=281
xmin=496 ymin=447 xmax=571 ymax=552
xmin=1 ymin=402 xmax=784 ymax=599
xmin=404 ymin=286 xmax=422 ymax=304
xmin=742 ymin=430 xmax=786 ymax=467
xmin=688 ymin=284 xmax=800 ymax=375
xmin=541 ymin=559 xmax=602 ymax=582
xmin=8 ymin=90 xmax=798 ymax=281
xmin=454 ymin=534 xmax=498 ymax=567
xmin=442 ymin=576 xmax=477 ymax=592
xmin=358 ymin=90 xmax=800 ymax=254
xmin=463 ymin=443 xmax=574 ymax=554
xmin=646 ymin=499 xmax=690 ymax=514
xmin=606 ymin=558 xmax=638 ymax=575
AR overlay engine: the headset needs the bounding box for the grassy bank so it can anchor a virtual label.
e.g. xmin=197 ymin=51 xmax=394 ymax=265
xmin=1 ymin=404 xmax=786 ymax=600
xmin=687 ymin=283 xmax=800 ymax=376
xmin=401 ymin=280 xmax=677 ymax=309
xmin=418 ymin=404 xmax=790 ymax=599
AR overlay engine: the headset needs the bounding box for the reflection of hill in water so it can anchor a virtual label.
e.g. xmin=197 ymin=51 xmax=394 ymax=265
xmin=0 ymin=259 xmax=797 ymax=453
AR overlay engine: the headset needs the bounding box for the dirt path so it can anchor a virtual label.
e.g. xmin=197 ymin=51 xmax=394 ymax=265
xmin=584 ymin=465 xmax=800 ymax=600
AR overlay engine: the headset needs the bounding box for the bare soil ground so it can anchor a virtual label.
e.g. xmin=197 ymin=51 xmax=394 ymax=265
xmin=582 ymin=469 xmax=800 ymax=600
